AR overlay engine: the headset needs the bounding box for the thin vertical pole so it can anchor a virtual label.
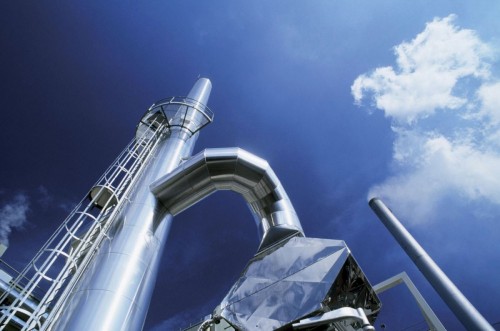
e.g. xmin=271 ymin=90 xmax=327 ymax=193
xmin=369 ymin=198 xmax=493 ymax=331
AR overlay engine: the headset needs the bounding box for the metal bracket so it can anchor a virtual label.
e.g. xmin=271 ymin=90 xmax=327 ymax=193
xmin=292 ymin=307 xmax=375 ymax=330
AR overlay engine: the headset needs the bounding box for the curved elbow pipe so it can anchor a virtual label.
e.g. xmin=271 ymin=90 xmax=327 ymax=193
xmin=150 ymin=148 xmax=304 ymax=251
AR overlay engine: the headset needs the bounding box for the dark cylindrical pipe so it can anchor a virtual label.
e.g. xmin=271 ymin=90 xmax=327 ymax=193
xmin=369 ymin=197 xmax=494 ymax=331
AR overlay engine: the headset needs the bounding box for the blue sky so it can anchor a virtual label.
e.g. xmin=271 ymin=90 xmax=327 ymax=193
xmin=1 ymin=1 xmax=500 ymax=330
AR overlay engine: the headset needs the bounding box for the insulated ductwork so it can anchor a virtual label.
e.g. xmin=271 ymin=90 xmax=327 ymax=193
xmin=150 ymin=147 xmax=304 ymax=251
xmin=1 ymin=78 xmax=383 ymax=331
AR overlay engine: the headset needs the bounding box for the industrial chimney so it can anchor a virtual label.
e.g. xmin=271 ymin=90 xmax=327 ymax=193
xmin=0 ymin=79 xmax=381 ymax=331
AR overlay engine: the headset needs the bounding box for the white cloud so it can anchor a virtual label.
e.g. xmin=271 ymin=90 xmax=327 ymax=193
xmin=0 ymin=194 xmax=30 ymax=246
xmin=353 ymin=14 xmax=500 ymax=224
xmin=369 ymin=134 xmax=500 ymax=223
xmin=477 ymin=81 xmax=500 ymax=126
xmin=352 ymin=14 xmax=492 ymax=124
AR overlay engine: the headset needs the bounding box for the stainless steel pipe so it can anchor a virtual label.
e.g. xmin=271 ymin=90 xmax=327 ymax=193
xmin=150 ymin=148 xmax=304 ymax=252
xmin=43 ymin=78 xmax=303 ymax=330
xmin=369 ymin=198 xmax=494 ymax=331
xmin=0 ymin=278 xmax=39 ymax=312
xmin=51 ymin=79 xmax=213 ymax=331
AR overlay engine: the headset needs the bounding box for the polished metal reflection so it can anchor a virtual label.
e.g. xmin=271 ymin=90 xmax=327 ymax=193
xmin=0 ymin=279 xmax=39 ymax=313
xmin=216 ymin=237 xmax=380 ymax=330
xmin=3 ymin=77 xmax=384 ymax=331
xmin=292 ymin=307 xmax=375 ymax=330
xmin=50 ymin=78 xmax=213 ymax=331
xmin=0 ymin=278 xmax=43 ymax=329
xmin=151 ymin=148 xmax=304 ymax=251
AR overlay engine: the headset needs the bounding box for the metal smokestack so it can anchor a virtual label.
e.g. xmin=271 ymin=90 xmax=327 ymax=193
xmin=0 ymin=78 xmax=382 ymax=331
xmin=188 ymin=77 xmax=212 ymax=105
xmin=50 ymin=78 xmax=213 ymax=331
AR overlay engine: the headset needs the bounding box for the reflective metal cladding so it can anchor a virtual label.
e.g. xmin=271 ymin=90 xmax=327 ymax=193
xmin=217 ymin=237 xmax=380 ymax=330
xmin=151 ymin=147 xmax=304 ymax=252
xmin=48 ymin=78 xmax=215 ymax=331
xmin=0 ymin=78 xmax=382 ymax=331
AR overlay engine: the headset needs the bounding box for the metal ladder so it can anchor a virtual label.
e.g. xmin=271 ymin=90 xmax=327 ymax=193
xmin=0 ymin=115 xmax=168 ymax=331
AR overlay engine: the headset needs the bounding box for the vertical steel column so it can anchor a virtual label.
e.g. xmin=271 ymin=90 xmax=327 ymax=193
xmin=369 ymin=198 xmax=494 ymax=331
xmin=51 ymin=79 xmax=212 ymax=331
